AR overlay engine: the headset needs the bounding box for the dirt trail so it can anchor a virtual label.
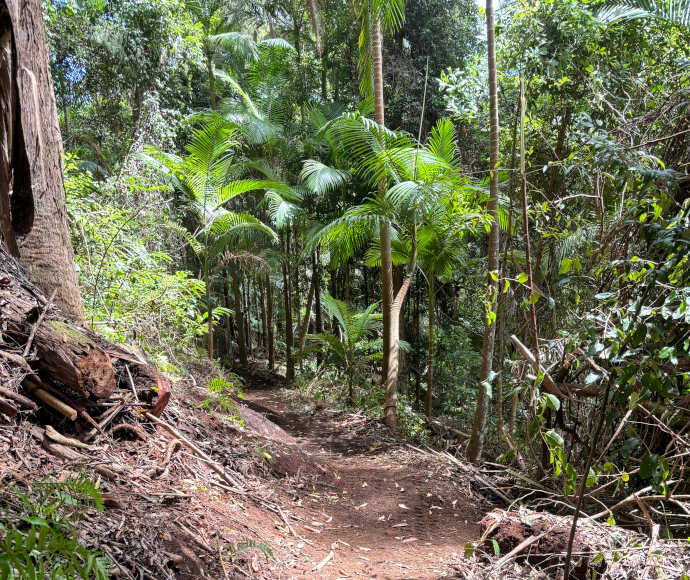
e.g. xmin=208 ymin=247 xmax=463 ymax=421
xmin=242 ymin=388 xmax=485 ymax=579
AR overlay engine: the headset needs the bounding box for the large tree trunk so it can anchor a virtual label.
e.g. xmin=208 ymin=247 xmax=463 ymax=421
xmin=0 ymin=0 xmax=83 ymax=322
xmin=467 ymin=0 xmax=500 ymax=463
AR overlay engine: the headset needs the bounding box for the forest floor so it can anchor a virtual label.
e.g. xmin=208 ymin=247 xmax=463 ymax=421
xmin=237 ymin=383 xmax=486 ymax=579
xmin=4 ymin=362 xmax=687 ymax=579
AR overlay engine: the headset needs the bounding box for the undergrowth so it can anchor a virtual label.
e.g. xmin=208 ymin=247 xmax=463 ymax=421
xmin=0 ymin=474 xmax=109 ymax=579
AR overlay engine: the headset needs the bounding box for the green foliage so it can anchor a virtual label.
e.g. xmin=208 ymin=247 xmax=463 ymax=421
xmin=227 ymin=539 xmax=274 ymax=561
xmin=65 ymin=158 xmax=205 ymax=370
xmin=308 ymin=293 xmax=382 ymax=400
xmin=396 ymin=395 xmax=430 ymax=443
xmin=203 ymin=373 xmax=245 ymax=422
xmin=0 ymin=475 xmax=109 ymax=579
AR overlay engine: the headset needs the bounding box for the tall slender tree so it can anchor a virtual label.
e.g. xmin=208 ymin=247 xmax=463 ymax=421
xmin=468 ymin=0 xmax=500 ymax=462
xmin=355 ymin=0 xmax=405 ymax=429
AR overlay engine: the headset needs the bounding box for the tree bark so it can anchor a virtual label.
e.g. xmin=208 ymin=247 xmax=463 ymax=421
xmin=425 ymin=277 xmax=434 ymax=419
xmin=266 ymin=271 xmax=275 ymax=370
xmin=297 ymin=269 xmax=316 ymax=358
xmin=231 ymin=262 xmax=247 ymax=368
xmin=0 ymin=0 xmax=84 ymax=322
xmin=468 ymin=0 xmax=500 ymax=463
xmin=282 ymin=259 xmax=294 ymax=385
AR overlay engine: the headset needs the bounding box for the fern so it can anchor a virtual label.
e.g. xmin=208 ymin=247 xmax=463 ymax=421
xmin=0 ymin=475 xmax=110 ymax=579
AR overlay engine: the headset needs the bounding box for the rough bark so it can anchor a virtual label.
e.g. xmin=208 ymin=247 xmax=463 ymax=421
xmin=467 ymin=0 xmax=500 ymax=462
xmin=0 ymin=0 xmax=84 ymax=322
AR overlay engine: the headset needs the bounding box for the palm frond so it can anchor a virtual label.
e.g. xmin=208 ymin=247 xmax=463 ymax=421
xmin=597 ymin=0 xmax=690 ymax=29
xmin=300 ymin=160 xmax=350 ymax=195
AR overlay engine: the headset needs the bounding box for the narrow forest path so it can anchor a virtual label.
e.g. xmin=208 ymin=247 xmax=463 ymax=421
xmin=241 ymin=387 xmax=486 ymax=579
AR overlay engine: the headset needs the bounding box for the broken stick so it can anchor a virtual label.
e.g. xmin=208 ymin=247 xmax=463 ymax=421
xmin=510 ymin=335 xmax=565 ymax=398
xmin=23 ymin=377 xmax=78 ymax=420
xmin=142 ymin=411 xmax=245 ymax=493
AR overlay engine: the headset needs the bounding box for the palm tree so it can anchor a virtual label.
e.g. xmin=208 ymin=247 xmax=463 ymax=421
xmin=309 ymin=293 xmax=382 ymax=402
xmin=467 ymin=0 xmax=501 ymax=463
xmin=355 ymin=0 xmax=405 ymax=429
xmin=597 ymin=0 xmax=690 ymax=31
xmin=311 ymin=116 xmax=478 ymax=428
xmin=188 ymin=0 xmax=294 ymax=108
xmin=141 ymin=119 xmax=278 ymax=360
xmin=416 ymin=225 xmax=464 ymax=419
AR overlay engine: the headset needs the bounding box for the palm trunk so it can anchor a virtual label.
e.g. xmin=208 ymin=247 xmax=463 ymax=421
xmin=313 ymin=251 xmax=323 ymax=366
xmin=467 ymin=0 xmax=500 ymax=463
xmin=231 ymin=263 xmax=247 ymax=368
xmin=297 ymin=271 xmax=316 ymax=359
xmin=260 ymin=276 xmax=268 ymax=354
xmin=266 ymin=272 xmax=275 ymax=370
xmin=206 ymin=46 xmax=216 ymax=108
xmin=282 ymin=260 xmax=294 ymax=385
xmin=205 ymin=260 xmax=214 ymax=361
xmin=425 ymin=277 xmax=434 ymax=419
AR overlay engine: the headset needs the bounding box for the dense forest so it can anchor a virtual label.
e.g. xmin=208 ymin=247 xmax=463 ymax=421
xmin=0 ymin=0 xmax=689 ymax=578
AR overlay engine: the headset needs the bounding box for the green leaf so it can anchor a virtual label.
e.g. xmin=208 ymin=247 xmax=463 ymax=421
xmin=544 ymin=393 xmax=561 ymax=411
xmin=559 ymin=258 xmax=572 ymax=274
xmin=528 ymin=291 xmax=540 ymax=304
xmin=517 ymin=272 xmax=528 ymax=284
xmin=640 ymin=453 xmax=659 ymax=479
xmin=544 ymin=429 xmax=564 ymax=448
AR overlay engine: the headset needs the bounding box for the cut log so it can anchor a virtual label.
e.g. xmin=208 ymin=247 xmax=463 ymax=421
xmin=0 ymin=246 xmax=170 ymax=416
xmin=0 ymin=258 xmax=115 ymax=398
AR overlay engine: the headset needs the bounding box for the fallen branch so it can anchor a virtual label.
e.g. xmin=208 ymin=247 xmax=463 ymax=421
xmin=493 ymin=531 xmax=546 ymax=568
xmin=144 ymin=438 xmax=181 ymax=478
xmin=112 ymin=422 xmax=148 ymax=441
xmin=0 ymin=349 xmax=32 ymax=372
xmin=0 ymin=397 xmax=18 ymax=418
xmin=23 ymin=377 xmax=77 ymax=420
xmin=510 ymin=335 xmax=565 ymax=398
xmin=312 ymin=549 xmax=334 ymax=572
xmin=45 ymin=425 xmax=92 ymax=449
xmin=22 ymin=288 xmax=56 ymax=357
xmin=142 ymin=411 xmax=245 ymax=494
xmin=0 ymin=386 xmax=38 ymax=410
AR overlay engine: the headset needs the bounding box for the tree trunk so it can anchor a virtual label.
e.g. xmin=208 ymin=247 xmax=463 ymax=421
xmin=266 ymin=271 xmax=275 ymax=370
xmin=313 ymin=251 xmax=323 ymax=365
xmin=205 ymin=260 xmax=214 ymax=361
xmin=297 ymin=269 xmax=316 ymax=358
xmin=231 ymin=263 xmax=247 ymax=368
xmin=282 ymin=259 xmax=294 ymax=385
xmin=206 ymin=45 xmax=216 ymax=108
xmin=425 ymin=277 xmax=434 ymax=419
xmin=467 ymin=0 xmax=500 ymax=463
xmin=260 ymin=276 xmax=268 ymax=354
xmin=0 ymin=0 xmax=84 ymax=322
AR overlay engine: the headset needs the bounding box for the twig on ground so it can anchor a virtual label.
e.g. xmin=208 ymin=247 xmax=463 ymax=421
xmin=494 ymin=532 xmax=546 ymax=568
xmin=142 ymin=411 xmax=246 ymax=494
xmin=23 ymin=289 xmax=57 ymax=358
xmin=313 ymin=549 xmax=334 ymax=571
